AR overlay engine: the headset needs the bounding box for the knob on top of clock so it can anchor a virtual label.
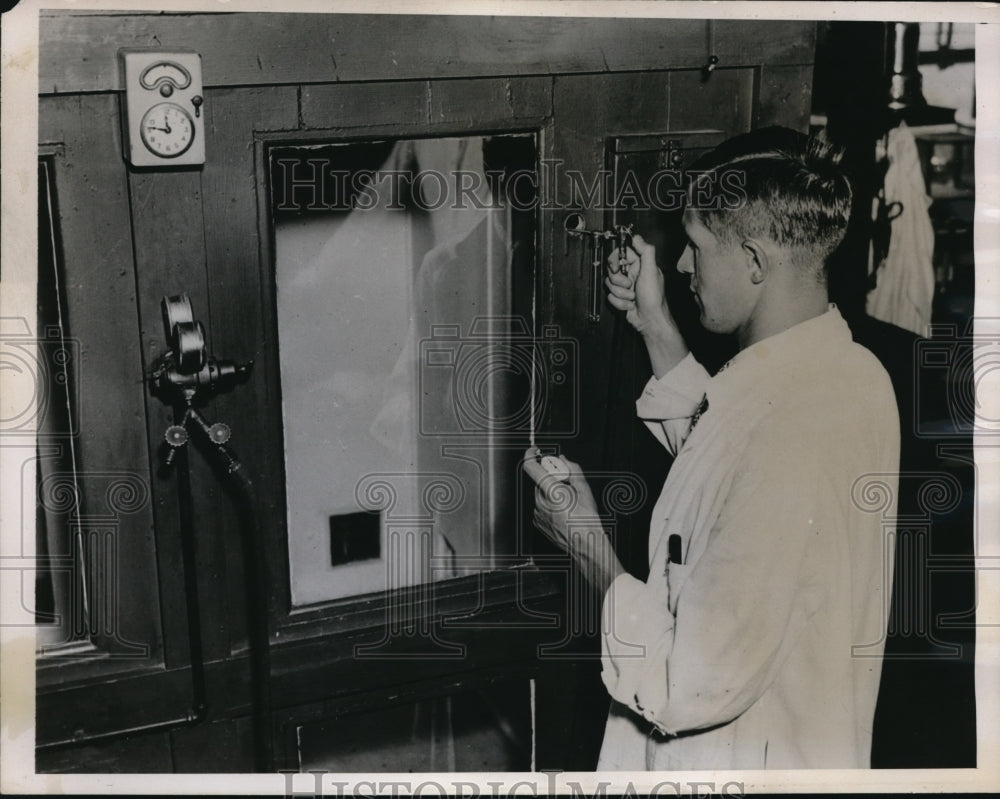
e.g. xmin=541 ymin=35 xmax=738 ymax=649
xmin=119 ymin=49 xmax=206 ymax=168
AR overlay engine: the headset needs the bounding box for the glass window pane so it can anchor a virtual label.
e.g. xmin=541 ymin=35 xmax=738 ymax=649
xmin=35 ymin=159 xmax=92 ymax=654
xmin=270 ymin=134 xmax=536 ymax=605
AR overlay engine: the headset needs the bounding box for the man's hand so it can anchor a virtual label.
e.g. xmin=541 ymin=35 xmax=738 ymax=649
xmin=606 ymin=233 xmax=674 ymax=336
xmin=529 ymin=452 xmax=624 ymax=595
xmin=607 ymin=234 xmax=690 ymax=378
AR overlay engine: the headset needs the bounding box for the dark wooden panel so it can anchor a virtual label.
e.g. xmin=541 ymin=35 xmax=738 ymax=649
xmin=714 ymin=19 xmax=816 ymax=69
xmin=36 ymin=730 xmax=173 ymax=774
xmin=198 ymin=85 xmax=298 ymax=654
xmin=668 ymin=68 xmax=755 ymax=134
xmin=429 ymin=76 xmax=552 ymax=128
xmin=38 ymin=664 xmax=198 ymax=744
xmin=35 ymin=575 xmax=561 ymax=742
xmin=547 ymin=71 xmax=675 ymax=469
xmin=757 ymin=63 xmax=814 ymax=132
xmin=170 ymin=716 xmax=255 ymax=772
xmin=36 ymin=93 xmax=164 ymax=662
xmin=125 ymin=157 xmax=249 ymax=668
xmin=304 ymin=77 xmax=552 ymax=133
xmin=125 ymin=166 xmax=217 ymax=665
xmin=36 ymin=656 xmax=252 ymax=745
xmin=39 ymin=13 xmax=816 ymax=94
xmin=302 ymin=81 xmax=428 ymax=129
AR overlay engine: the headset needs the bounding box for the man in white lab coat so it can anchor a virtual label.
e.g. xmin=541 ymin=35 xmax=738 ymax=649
xmin=530 ymin=129 xmax=900 ymax=769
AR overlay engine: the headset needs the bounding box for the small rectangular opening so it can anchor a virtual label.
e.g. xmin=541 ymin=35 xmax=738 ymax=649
xmin=329 ymin=510 xmax=381 ymax=567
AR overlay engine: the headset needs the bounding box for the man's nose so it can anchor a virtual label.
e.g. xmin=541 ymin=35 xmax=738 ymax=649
xmin=676 ymin=245 xmax=694 ymax=275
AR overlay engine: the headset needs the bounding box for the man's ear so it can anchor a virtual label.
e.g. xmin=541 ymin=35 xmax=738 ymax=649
xmin=741 ymin=238 xmax=768 ymax=285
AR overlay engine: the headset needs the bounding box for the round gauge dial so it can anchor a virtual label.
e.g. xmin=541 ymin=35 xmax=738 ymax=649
xmin=139 ymin=102 xmax=195 ymax=158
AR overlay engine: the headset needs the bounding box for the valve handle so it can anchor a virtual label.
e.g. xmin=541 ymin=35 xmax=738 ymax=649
xmin=165 ymin=425 xmax=190 ymax=448
xmin=208 ymin=422 xmax=231 ymax=445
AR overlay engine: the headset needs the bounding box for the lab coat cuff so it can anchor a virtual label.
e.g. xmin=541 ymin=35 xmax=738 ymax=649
xmin=600 ymin=573 xmax=673 ymax=732
xmin=636 ymin=353 xmax=710 ymax=421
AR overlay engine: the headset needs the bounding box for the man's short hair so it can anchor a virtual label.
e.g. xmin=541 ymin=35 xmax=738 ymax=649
xmin=687 ymin=127 xmax=853 ymax=275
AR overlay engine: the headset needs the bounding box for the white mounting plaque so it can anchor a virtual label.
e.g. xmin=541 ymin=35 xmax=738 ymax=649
xmin=120 ymin=50 xmax=205 ymax=168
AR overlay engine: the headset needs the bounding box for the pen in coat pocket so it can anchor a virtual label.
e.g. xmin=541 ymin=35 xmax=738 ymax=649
xmin=667 ymin=533 xmax=682 ymax=565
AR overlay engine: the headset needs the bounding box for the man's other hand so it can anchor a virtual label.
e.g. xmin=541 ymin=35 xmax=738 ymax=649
xmin=530 ymin=453 xmax=624 ymax=594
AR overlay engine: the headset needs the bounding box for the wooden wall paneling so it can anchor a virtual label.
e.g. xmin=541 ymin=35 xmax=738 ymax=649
xmin=300 ymin=76 xmax=552 ymax=154
xmin=266 ymin=572 xmax=564 ymax=702
xmin=37 ymin=653 xmax=252 ymax=746
xmin=713 ymin=19 xmax=816 ymax=70
xmin=36 ymin=93 xmax=165 ymax=666
xmin=547 ymin=71 xmax=672 ymax=467
xmin=199 ymin=85 xmax=298 ymax=651
xmin=125 ymin=164 xmax=219 ymax=664
xmin=40 ymin=13 xmax=816 ymax=95
xmin=428 ymin=76 xmax=552 ymax=128
xmin=169 ymin=716 xmax=255 ymax=772
xmin=757 ymin=64 xmax=814 ymax=132
xmin=301 ymin=82 xmax=429 ymax=130
xmin=667 ymin=67 xmax=755 ymax=134
xmin=35 ymin=729 xmax=173 ymax=774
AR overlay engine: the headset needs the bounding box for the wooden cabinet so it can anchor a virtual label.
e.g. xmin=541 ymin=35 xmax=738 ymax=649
xmin=34 ymin=11 xmax=816 ymax=772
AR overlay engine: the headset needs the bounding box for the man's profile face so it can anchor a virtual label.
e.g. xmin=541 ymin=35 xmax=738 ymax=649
xmin=676 ymin=211 xmax=756 ymax=335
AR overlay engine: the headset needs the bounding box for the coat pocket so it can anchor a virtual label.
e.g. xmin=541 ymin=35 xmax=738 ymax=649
xmin=666 ymin=562 xmax=693 ymax=615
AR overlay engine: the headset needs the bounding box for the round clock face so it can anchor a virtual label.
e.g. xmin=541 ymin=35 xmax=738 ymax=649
xmin=139 ymin=102 xmax=195 ymax=158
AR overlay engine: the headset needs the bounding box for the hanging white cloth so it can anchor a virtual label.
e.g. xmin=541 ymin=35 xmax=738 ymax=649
xmin=866 ymin=122 xmax=936 ymax=336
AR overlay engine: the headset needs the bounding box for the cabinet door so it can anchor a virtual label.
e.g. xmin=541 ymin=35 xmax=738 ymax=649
xmin=32 ymin=11 xmax=817 ymax=771
xmin=35 ymin=94 xmax=174 ymax=748
xmin=545 ymin=70 xmax=754 ymax=561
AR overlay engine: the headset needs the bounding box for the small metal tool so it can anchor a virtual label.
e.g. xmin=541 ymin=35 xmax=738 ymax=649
xmin=564 ymin=214 xmax=634 ymax=322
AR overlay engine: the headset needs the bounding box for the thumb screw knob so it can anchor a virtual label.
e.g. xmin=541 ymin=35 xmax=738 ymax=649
xmin=165 ymin=425 xmax=189 ymax=448
xmin=209 ymin=422 xmax=231 ymax=445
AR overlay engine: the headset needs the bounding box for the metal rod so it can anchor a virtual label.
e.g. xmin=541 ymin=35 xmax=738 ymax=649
xmin=36 ymin=709 xmax=207 ymax=752
xmin=187 ymin=407 xmax=274 ymax=772
xmin=173 ymin=435 xmax=209 ymax=720
xmin=588 ymin=236 xmax=603 ymax=322
xmin=565 ymin=214 xmax=633 ymax=324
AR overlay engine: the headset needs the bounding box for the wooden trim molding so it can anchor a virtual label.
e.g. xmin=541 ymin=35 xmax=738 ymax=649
xmin=39 ymin=12 xmax=815 ymax=95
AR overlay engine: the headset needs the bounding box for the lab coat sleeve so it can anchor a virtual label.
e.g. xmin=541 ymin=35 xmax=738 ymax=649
xmin=635 ymin=352 xmax=711 ymax=457
xmin=600 ymin=422 xmax=832 ymax=735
